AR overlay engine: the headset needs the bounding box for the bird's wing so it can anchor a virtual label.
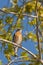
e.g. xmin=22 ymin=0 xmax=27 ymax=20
xmin=12 ymin=33 xmax=15 ymax=42
xmin=13 ymin=33 xmax=18 ymax=43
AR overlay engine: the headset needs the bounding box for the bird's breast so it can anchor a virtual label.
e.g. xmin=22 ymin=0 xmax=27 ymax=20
xmin=16 ymin=35 xmax=22 ymax=44
xmin=14 ymin=31 xmax=22 ymax=44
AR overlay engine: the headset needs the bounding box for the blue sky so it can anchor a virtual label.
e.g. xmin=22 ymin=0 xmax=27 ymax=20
xmin=0 ymin=0 xmax=37 ymax=65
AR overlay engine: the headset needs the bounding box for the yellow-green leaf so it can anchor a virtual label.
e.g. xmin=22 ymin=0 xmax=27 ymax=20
xmin=28 ymin=18 xmax=36 ymax=26
xmin=5 ymin=16 xmax=13 ymax=24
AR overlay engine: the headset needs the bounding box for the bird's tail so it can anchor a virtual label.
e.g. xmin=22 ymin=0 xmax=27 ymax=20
xmin=14 ymin=47 xmax=18 ymax=57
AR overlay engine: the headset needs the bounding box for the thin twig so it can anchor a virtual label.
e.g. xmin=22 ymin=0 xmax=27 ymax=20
xmin=35 ymin=0 xmax=42 ymax=59
xmin=7 ymin=56 xmax=36 ymax=65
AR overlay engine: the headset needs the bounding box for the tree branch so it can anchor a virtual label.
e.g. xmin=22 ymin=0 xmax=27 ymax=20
xmin=0 ymin=8 xmax=38 ymax=18
xmin=7 ymin=56 xmax=36 ymax=65
xmin=0 ymin=38 xmax=37 ymax=59
xmin=0 ymin=8 xmax=43 ymax=18
xmin=35 ymin=0 xmax=42 ymax=59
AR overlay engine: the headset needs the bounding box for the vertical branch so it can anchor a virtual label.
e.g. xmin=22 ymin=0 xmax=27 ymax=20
xmin=35 ymin=0 xmax=41 ymax=59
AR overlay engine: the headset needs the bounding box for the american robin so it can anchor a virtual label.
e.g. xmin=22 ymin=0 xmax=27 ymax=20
xmin=13 ymin=29 xmax=22 ymax=56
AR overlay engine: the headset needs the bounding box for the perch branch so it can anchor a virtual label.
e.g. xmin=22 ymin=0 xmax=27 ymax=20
xmin=0 ymin=38 xmax=37 ymax=59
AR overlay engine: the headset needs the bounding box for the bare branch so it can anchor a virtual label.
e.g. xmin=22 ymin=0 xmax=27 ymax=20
xmin=0 ymin=9 xmax=43 ymax=18
xmin=7 ymin=56 xmax=43 ymax=65
xmin=0 ymin=38 xmax=37 ymax=59
xmin=7 ymin=56 xmax=36 ymax=65
xmin=0 ymin=8 xmax=38 ymax=18
xmin=35 ymin=0 xmax=42 ymax=59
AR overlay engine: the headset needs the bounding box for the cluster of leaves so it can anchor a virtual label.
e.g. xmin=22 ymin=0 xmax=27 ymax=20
xmin=27 ymin=32 xmax=42 ymax=42
xmin=21 ymin=51 xmax=29 ymax=61
xmin=0 ymin=60 xmax=2 ymax=65
xmin=4 ymin=44 xmax=15 ymax=61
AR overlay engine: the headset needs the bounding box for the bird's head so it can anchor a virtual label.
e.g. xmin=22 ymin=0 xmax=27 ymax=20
xmin=16 ymin=29 xmax=22 ymax=33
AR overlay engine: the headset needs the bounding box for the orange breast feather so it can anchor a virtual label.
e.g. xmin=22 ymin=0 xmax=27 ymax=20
xmin=14 ymin=31 xmax=22 ymax=44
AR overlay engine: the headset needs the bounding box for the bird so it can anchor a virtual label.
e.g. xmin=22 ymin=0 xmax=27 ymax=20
xmin=13 ymin=29 xmax=22 ymax=56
